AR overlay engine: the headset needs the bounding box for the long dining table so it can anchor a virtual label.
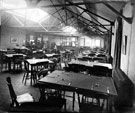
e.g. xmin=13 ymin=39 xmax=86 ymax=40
xmin=68 ymin=59 xmax=112 ymax=69
xmin=37 ymin=70 xmax=117 ymax=112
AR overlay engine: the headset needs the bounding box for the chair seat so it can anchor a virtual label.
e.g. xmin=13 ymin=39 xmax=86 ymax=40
xmin=10 ymin=97 xmax=66 ymax=112
xmin=37 ymin=68 xmax=49 ymax=79
xmin=17 ymin=93 xmax=34 ymax=104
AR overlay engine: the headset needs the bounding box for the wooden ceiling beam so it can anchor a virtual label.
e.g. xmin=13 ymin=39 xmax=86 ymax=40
xmin=50 ymin=0 xmax=66 ymax=25
xmin=103 ymin=3 xmax=133 ymax=24
xmin=66 ymin=0 xmax=113 ymax=23
xmin=65 ymin=7 xmax=110 ymax=32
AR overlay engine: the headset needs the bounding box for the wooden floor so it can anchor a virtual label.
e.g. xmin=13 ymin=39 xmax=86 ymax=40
xmin=0 ymin=69 xmax=134 ymax=113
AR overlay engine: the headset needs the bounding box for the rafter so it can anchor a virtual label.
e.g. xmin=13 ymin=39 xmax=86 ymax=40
xmin=83 ymin=3 xmax=112 ymax=32
xmin=68 ymin=13 xmax=106 ymax=34
xmin=70 ymin=11 xmax=84 ymax=25
xmin=50 ymin=0 xmax=66 ymax=25
xmin=64 ymin=7 xmax=110 ymax=32
xmin=86 ymin=12 xmax=112 ymax=32
xmin=103 ymin=3 xmax=133 ymax=24
xmin=66 ymin=0 xmax=113 ymax=23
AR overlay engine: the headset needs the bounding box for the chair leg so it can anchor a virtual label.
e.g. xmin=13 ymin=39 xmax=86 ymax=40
xmin=22 ymin=72 xmax=26 ymax=83
xmin=64 ymin=100 xmax=66 ymax=112
xmin=24 ymin=73 xmax=29 ymax=85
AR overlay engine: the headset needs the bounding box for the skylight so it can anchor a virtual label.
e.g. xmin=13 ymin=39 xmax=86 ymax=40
xmin=62 ymin=26 xmax=77 ymax=34
xmin=2 ymin=0 xmax=49 ymax=23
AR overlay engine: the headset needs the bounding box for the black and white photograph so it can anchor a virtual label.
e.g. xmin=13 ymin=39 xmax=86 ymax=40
xmin=0 ymin=0 xmax=135 ymax=113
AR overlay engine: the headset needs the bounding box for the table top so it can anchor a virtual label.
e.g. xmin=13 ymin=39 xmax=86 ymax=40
xmin=69 ymin=60 xmax=95 ymax=67
xmin=38 ymin=70 xmax=117 ymax=97
xmin=45 ymin=53 xmax=58 ymax=57
xmin=26 ymin=58 xmax=53 ymax=65
xmin=94 ymin=62 xmax=112 ymax=69
xmin=68 ymin=60 xmax=112 ymax=69
xmin=5 ymin=53 xmax=26 ymax=57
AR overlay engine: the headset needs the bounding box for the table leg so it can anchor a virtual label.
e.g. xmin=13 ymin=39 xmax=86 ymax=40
xmin=31 ymin=65 xmax=33 ymax=85
xmin=72 ymin=91 xmax=75 ymax=111
xmin=107 ymin=98 xmax=113 ymax=113
xmin=8 ymin=61 xmax=11 ymax=72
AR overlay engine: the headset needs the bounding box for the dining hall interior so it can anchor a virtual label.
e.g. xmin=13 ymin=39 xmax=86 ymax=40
xmin=0 ymin=0 xmax=135 ymax=113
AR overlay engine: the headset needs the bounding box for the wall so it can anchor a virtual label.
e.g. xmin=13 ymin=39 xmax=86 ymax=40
xmin=47 ymin=35 xmax=64 ymax=46
xmin=110 ymin=3 xmax=135 ymax=85
xmin=120 ymin=3 xmax=132 ymax=75
xmin=0 ymin=26 xmax=26 ymax=49
xmin=127 ymin=3 xmax=135 ymax=84
xmin=79 ymin=35 xmax=104 ymax=48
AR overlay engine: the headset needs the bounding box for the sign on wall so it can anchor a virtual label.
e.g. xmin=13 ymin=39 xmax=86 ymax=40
xmin=10 ymin=37 xmax=18 ymax=44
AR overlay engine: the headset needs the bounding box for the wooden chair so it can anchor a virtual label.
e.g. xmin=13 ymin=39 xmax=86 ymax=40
xmin=59 ymin=62 xmax=70 ymax=72
xmin=92 ymin=65 xmax=112 ymax=77
xmin=0 ymin=53 xmax=8 ymax=72
xmin=76 ymin=89 xmax=106 ymax=113
xmin=38 ymin=87 xmax=67 ymax=112
xmin=6 ymin=77 xmax=34 ymax=108
xmin=12 ymin=55 xmax=24 ymax=72
xmin=93 ymin=57 xmax=106 ymax=63
xmin=68 ymin=64 xmax=80 ymax=73
xmin=36 ymin=61 xmax=49 ymax=80
xmin=22 ymin=60 xmax=38 ymax=85
xmin=7 ymin=77 xmax=66 ymax=112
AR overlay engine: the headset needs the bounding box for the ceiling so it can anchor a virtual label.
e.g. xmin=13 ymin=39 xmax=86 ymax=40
xmin=1 ymin=0 xmax=132 ymax=36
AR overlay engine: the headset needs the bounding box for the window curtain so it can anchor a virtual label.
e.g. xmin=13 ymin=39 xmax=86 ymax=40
xmin=113 ymin=17 xmax=123 ymax=68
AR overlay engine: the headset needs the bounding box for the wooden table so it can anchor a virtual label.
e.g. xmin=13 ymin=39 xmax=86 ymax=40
xmin=69 ymin=60 xmax=112 ymax=69
xmin=5 ymin=53 xmax=26 ymax=58
xmin=4 ymin=53 xmax=26 ymax=71
xmin=26 ymin=58 xmax=53 ymax=64
xmin=45 ymin=53 xmax=59 ymax=58
xmin=26 ymin=58 xmax=53 ymax=85
xmin=37 ymin=70 xmax=117 ymax=112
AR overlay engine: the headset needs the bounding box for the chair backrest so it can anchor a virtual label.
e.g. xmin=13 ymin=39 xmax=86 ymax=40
xmin=92 ymin=65 xmax=110 ymax=77
xmin=88 ymin=53 xmax=96 ymax=57
xmin=6 ymin=77 xmax=19 ymax=107
xmin=36 ymin=61 xmax=49 ymax=71
xmin=24 ymin=60 xmax=30 ymax=72
xmin=68 ymin=64 xmax=79 ymax=73
xmin=13 ymin=55 xmax=24 ymax=63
